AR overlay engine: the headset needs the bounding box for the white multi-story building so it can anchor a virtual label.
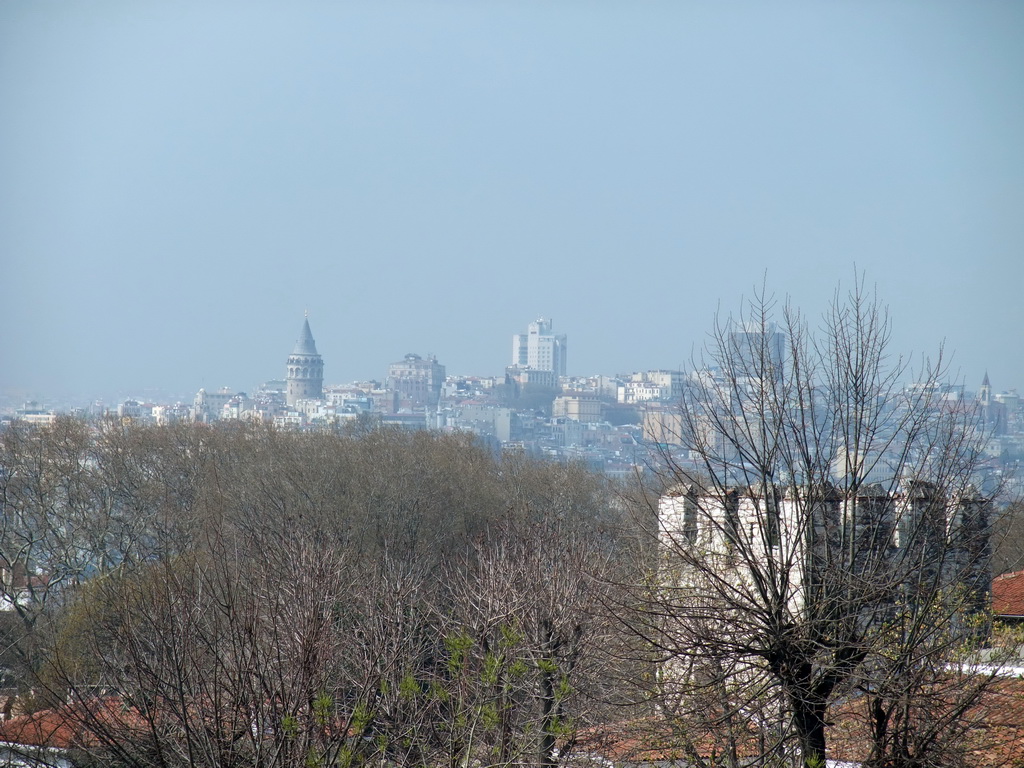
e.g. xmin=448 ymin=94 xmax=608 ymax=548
xmin=386 ymin=353 xmax=446 ymax=407
xmin=552 ymin=394 xmax=602 ymax=423
xmin=13 ymin=402 xmax=57 ymax=426
xmin=659 ymin=481 xmax=991 ymax=614
xmin=618 ymin=370 xmax=687 ymax=404
xmin=117 ymin=399 xmax=152 ymax=421
xmin=192 ymin=387 xmax=236 ymax=422
xmin=512 ymin=318 xmax=567 ymax=379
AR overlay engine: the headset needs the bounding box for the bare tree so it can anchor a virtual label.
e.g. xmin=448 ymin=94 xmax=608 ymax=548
xmin=438 ymin=511 xmax=630 ymax=768
xmin=0 ymin=417 xmax=222 ymax=710
xmin=1 ymin=421 xmax=637 ymax=768
xmin=636 ymin=281 xmax=997 ymax=767
xmin=0 ymin=418 xmax=102 ymax=633
xmin=44 ymin=525 xmax=391 ymax=768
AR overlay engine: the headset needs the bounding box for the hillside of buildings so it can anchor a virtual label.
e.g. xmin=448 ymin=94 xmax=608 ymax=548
xmin=5 ymin=316 xmax=1022 ymax=505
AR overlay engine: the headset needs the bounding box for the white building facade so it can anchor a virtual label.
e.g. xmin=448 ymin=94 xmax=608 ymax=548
xmin=659 ymin=482 xmax=991 ymax=615
xmin=511 ymin=318 xmax=567 ymax=379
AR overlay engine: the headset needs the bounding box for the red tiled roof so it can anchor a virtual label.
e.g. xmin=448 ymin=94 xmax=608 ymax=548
xmin=580 ymin=679 xmax=1024 ymax=768
xmin=0 ymin=708 xmax=82 ymax=749
xmin=829 ymin=677 xmax=1024 ymax=767
xmin=993 ymin=570 xmax=1024 ymax=617
xmin=575 ymin=716 xmax=764 ymax=763
xmin=0 ymin=699 xmax=145 ymax=750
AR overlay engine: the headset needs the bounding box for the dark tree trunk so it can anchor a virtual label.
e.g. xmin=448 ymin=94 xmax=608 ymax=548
xmin=785 ymin=658 xmax=829 ymax=768
xmin=792 ymin=697 xmax=827 ymax=768
xmin=538 ymin=661 xmax=558 ymax=768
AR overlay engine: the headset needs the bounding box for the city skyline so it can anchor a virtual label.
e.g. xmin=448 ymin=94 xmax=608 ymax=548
xmin=4 ymin=309 xmax=1015 ymax=412
xmin=2 ymin=2 xmax=1022 ymax=400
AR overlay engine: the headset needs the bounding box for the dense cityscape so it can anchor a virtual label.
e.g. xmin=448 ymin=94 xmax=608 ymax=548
xmin=5 ymin=314 xmax=1022 ymax=500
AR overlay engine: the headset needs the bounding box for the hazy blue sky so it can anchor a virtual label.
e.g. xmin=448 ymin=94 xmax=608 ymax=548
xmin=2 ymin=1 xmax=1022 ymax=405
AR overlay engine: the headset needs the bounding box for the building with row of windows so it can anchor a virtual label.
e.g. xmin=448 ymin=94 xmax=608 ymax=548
xmin=511 ymin=317 xmax=567 ymax=381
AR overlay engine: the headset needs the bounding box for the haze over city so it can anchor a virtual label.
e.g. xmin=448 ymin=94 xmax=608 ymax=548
xmin=2 ymin=2 xmax=1022 ymax=404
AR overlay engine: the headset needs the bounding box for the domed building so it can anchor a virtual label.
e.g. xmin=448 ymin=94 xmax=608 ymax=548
xmin=286 ymin=315 xmax=324 ymax=407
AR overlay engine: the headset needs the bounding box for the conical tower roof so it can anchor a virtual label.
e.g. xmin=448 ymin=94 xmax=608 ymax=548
xmin=292 ymin=317 xmax=319 ymax=356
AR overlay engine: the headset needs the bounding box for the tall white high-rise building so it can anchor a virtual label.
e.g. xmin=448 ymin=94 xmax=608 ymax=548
xmin=511 ymin=318 xmax=567 ymax=379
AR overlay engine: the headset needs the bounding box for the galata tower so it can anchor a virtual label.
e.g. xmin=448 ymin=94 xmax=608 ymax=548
xmin=286 ymin=314 xmax=324 ymax=407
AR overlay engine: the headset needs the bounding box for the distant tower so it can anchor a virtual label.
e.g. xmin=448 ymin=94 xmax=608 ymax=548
xmin=511 ymin=317 xmax=567 ymax=379
xmin=727 ymin=322 xmax=785 ymax=382
xmin=977 ymin=371 xmax=996 ymax=432
xmin=978 ymin=371 xmax=991 ymax=410
xmin=286 ymin=314 xmax=324 ymax=407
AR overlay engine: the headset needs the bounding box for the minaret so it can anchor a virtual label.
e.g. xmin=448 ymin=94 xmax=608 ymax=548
xmin=977 ymin=371 xmax=992 ymax=427
xmin=978 ymin=371 xmax=991 ymax=409
xmin=286 ymin=313 xmax=324 ymax=407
